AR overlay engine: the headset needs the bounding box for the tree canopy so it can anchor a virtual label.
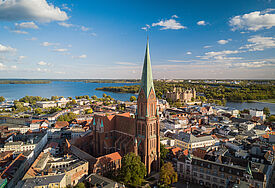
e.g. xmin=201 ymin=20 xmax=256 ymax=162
xmin=119 ymin=152 xmax=146 ymax=186
xmin=130 ymin=96 xmax=137 ymax=102
xmin=0 ymin=96 xmax=5 ymax=102
xmin=159 ymin=162 xmax=178 ymax=186
xmin=160 ymin=143 xmax=168 ymax=166
xmin=263 ymin=107 xmax=270 ymax=116
xmin=57 ymin=112 xmax=76 ymax=122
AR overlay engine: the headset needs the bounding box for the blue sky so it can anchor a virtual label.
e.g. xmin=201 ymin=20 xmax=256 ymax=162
xmin=0 ymin=0 xmax=275 ymax=79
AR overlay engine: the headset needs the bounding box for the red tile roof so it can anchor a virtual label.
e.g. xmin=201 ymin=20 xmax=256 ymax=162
xmin=170 ymin=147 xmax=182 ymax=156
xmin=55 ymin=121 xmax=69 ymax=128
xmin=97 ymin=152 xmax=122 ymax=162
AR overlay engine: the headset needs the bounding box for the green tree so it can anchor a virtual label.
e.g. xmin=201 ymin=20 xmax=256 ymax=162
xmin=35 ymin=108 xmax=42 ymax=115
xmin=103 ymin=93 xmax=107 ymax=98
xmin=159 ymin=162 xmax=178 ymax=186
xmin=0 ymin=96 xmax=5 ymax=103
xmin=74 ymin=182 xmax=85 ymax=188
xmin=57 ymin=112 xmax=76 ymax=122
xmin=268 ymin=115 xmax=275 ymax=122
xmin=130 ymin=96 xmax=137 ymax=102
xmin=51 ymin=96 xmax=59 ymax=101
xmin=263 ymin=107 xmax=270 ymax=116
xmin=160 ymin=143 xmax=168 ymax=166
xmin=14 ymin=101 xmax=23 ymax=110
xmin=91 ymin=95 xmax=98 ymax=100
xmin=68 ymin=97 xmax=72 ymax=100
xmin=72 ymin=99 xmax=77 ymax=105
xmin=200 ymin=96 xmax=207 ymax=103
xmin=85 ymin=109 xmax=93 ymax=114
xmin=119 ymin=152 xmax=146 ymax=186
xmin=48 ymin=107 xmax=62 ymax=114
xmin=84 ymin=95 xmax=90 ymax=100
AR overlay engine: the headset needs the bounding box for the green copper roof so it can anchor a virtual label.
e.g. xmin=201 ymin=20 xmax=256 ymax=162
xmin=139 ymin=39 xmax=155 ymax=98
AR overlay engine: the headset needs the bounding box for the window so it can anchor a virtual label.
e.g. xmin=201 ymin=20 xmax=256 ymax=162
xmin=151 ymin=104 xmax=153 ymax=116
xmin=200 ymin=174 xmax=204 ymax=178
xmin=193 ymin=172 xmax=197 ymax=177
xmin=142 ymin=124 xmax=145 ymax=135
xmin=180 ymin=164 xmax=183 ymax=173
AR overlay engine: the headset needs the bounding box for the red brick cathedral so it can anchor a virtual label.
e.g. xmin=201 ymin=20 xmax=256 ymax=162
xmin=88 ymin=39 xmax=160 ymax=174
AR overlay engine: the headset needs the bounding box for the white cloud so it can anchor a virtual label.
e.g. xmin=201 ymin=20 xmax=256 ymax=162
xmin=72 ymin=54 xmax=87 ymax=59
xmin=37 ymin=61 xmax=49 ymax=66
xmin=0 ymin=63 xmax=6 ymax=70
xmin=203 ymin=45 xmax=212 ymax=49
xmin=53 ymin=48 xmax=68 ymax=52
xmin=231 ymin=61 xmax=275 ymax=68
xmin=62 ymin=4 xmax=71 ymax=11
xmin=0 ymin=0 xmax=68 ymax=23
xmin=186 ymin=52 xmax=192 ymax=55
xmin=11 ymin=65 xmax=17 ymax=69
xmin=171 ymin=15 xmax=179 ymax=18
xmin=197 ymin=20 xmax=206 ymax=26
xmin=58 ymin=22 xmax=74 ymax=28
xmin=115 ymin=62 xmax=137 ymax=66
xmin=18 ymin=55 xmax=26 ymax=60
xmin=141 ymin=24 xmax=150 ymax=31
xmin=15 ymin=21 xmax=38 ymax=29
xmin=4 ymin=25 xmax=28 ymax=34
xmin=168 ymin=60 xmax=193 ymax=63
xmin=152 ymin=18 xmax=186 ymax=30
xmin=26 ymin=37 xmax=37 ymax=41
xmin=37 ymin=68 xmax=49 ymax=72
xmin=11 ymin=30 xmax=28 ymax=34
xmin=217 ymin=39 xmax=232 ymax=45
xmin=90 ymin=32 xmax=97 ymax=37
xmin=240 ymin=35 xmax=275 ymax=51
xmin=200 ymin=50 xmax=241 ymax=60
xmin=41 ymin=42 xmax=59 ymax=47
xmin=0 ymin=43 xmax=16 ymax=52
xmin=229 ymin=9 xmax=275 ymax=31
xmin=58 ymin=22 xmax=91 ymax=33
xmin=80 ymin=26 xmax=89 ymax=31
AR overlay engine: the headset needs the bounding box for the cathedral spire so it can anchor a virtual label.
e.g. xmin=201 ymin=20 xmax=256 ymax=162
xmin=140 ymin=38 xmax=155 ymax=98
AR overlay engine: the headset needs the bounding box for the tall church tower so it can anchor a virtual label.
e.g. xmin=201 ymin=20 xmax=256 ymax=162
xmin=136 ymin=39 xmax=160 ymax=174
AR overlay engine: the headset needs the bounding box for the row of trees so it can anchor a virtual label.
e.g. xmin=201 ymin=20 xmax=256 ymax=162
xmin=96 ymin=80 xmax=275 ymax=103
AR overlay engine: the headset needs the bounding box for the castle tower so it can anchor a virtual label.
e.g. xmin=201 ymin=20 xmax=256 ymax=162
xmin=136 ymin=39 xmax=160 ymax=174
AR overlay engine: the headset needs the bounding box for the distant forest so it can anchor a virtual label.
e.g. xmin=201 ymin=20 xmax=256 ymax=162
xmin=96 ymin=80 xmax=275 ymax=103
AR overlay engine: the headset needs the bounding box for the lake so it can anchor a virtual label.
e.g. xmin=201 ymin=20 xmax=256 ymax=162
xmin=226 ymin=101 xmax=275 ymax=115
xmin=0 ymin=81 xmax=274 ymax=114
xmin=0 ymin=81 xmax=138 ymax=102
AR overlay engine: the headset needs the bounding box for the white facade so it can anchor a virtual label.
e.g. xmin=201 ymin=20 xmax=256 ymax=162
xmin=36 ymin=101 xmax=57 ymax=108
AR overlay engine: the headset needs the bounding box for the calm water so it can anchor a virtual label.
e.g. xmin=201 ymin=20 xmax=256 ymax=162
xmin=0 ymin=81 xmax=274 ymax=114
xmin=0 ymin=81 xmax=138 ymax=102
xmin=226 ymin=102 xmax=275 ymax=115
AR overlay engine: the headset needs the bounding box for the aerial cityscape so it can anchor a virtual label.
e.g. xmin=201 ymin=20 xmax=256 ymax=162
xmin=0 ymin=0 xmax=275 ymax=188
